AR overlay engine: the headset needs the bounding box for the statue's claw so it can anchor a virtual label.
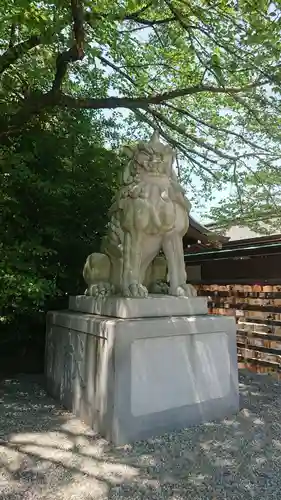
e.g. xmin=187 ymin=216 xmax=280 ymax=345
xmin=123 ymin=283 xmax=148 ymax=298
xmin=86 ymin=282 xmax=114 ymax=297
xmin=169 ymin=283 xmax=197 ymax=298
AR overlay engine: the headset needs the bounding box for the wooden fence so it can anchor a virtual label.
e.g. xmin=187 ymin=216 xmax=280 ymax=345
xmin=195 ymin=283 xmax=281 ymax=376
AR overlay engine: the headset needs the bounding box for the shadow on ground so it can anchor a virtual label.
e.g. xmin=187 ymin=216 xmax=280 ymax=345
xmin=1 ymin=370 xmax=281 ymax=499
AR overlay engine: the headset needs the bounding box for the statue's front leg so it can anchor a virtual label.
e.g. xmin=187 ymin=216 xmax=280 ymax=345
xmin=122 ymin=231 xmax=148 ymax=298
xmin=163 ymin=233 xmax=197 ymax=298
xmin=83 ymin=253 xmax=114 ymax=297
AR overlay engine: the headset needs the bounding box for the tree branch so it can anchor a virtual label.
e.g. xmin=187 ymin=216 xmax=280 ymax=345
xmin=85 ymin=8 xmax=176 ymax=27
xmin=56 ymin=81 xmax=263 ymax=107
xmin=232 ymin=162 xmax=244 ymax=213
xmin=0 ymin=35 xmax=42 ymax=75
xmin=71 ymin=0 xmax=84 ymax=57
xmin=123 ymin=2 xmax=153 ymax=18
xmin=9 ymin=23 xmax=17 ymax=49
xmin=122 ymin=2 xmax=174 ymax=25
xmin=164 ymin=102 xmax=269 ymax=153
xmin=97 ymin=54 xmax=137 ymax=87
xmin=125 ymin=15 xmax=176 ymax=25
xmin=52 ymin=46 xmax=83 ymax=91
xmin=52 ymin=0 xmax=85 ymax=92
xmin=0 ymin=81 xmax=267 ymax=138
xmin=149 ymin=108 xmax=244 ymax=161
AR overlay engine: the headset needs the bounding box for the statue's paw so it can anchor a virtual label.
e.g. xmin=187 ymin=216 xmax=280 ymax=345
xmin=182 ymin=283 xmax=197 ymax=297
xmin=159 ymin=281 xmax=169 ymax=294
xmin=123 ymin=283 xmax=148 ymax=298
xmin=169 ymin=286 xmax=185 ymax=297
xmin=98 ymin=282 xmax=114 ymax=297
xmin=169 ymin=283 xmax=197 ymax=298
xmin=149 ymin=280 xmax=169 ymax=295
xmin=86 ymin=282 xmax=114 ymax=297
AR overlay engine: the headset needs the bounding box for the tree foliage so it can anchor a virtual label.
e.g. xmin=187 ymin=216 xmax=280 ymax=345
xmin=1 ymin=0 xmax=281 ymax=218
xmin=210 ymin=165 xmax=281 ymax=234
xmin=0 ymin=109 xmax=122 ymax=349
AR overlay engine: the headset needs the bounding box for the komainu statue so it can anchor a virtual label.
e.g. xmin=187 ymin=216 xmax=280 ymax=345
xmin=83 ymin=131 xmax=197 ymax=298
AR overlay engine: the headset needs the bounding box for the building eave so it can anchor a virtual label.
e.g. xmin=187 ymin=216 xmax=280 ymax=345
xmin=186 ymin=215 xmax=229 ymax=246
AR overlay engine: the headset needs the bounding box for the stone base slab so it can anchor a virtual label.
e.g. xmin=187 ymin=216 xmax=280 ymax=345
xmin=68 ymin=294 xmax=208 ymax=318
xmin=45 ymin=310 xmax=239 ymax=445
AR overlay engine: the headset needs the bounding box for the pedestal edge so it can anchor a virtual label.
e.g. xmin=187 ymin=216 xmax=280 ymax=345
xmin=68 ymin=294 xmax=208 ymax=319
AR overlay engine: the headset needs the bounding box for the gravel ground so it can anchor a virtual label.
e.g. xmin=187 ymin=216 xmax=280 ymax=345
xmin=1 ymin=371 xmax=281 ymax=500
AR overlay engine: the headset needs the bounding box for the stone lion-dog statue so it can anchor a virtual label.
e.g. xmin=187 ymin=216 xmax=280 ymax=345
xmin=83 ymin=130 xmax=197 ymax=298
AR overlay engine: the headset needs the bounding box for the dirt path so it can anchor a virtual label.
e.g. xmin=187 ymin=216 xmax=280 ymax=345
xmin=1 ymin=371 xmax=281 ymax=499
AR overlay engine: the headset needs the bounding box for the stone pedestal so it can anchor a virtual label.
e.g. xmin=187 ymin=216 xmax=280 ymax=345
xmin=68 ymin=294 xmax=208 ymax=318
xmin=45 ymin=297 xmax=239 ymax=445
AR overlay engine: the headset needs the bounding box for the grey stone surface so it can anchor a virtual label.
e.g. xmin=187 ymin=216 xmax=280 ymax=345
xmin=46 ymin=310 xmax=239 ymax=445
xmin=68 ymin=294 xmax=208 ymax=318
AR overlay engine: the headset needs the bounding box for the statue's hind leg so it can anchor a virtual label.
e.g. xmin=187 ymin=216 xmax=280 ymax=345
xmin=146 ymin=255 xmax=169 ymax=294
